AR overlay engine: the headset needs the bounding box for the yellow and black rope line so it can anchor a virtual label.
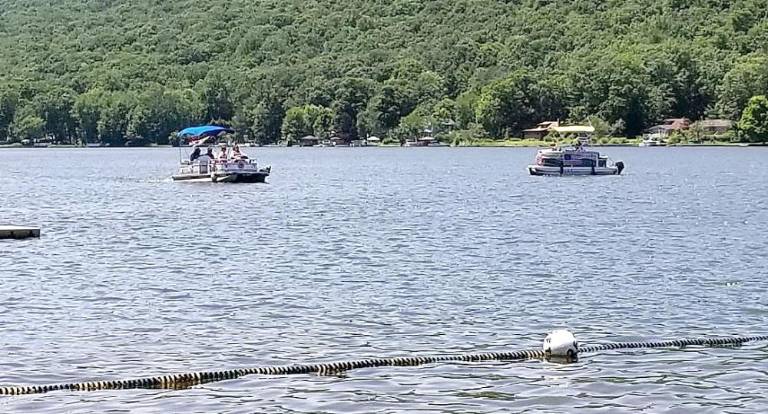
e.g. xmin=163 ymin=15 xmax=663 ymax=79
xmin=1 ymin=335 xmax=766 ymax=396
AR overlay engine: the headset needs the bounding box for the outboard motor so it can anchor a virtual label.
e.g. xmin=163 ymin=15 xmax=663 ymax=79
xmin=615 ymin=161 xmax=625 ymax=175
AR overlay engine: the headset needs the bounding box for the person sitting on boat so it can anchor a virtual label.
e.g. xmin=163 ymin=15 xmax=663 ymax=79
xmin=197 ymin=147 xmax=213 ymax=165
xmin=232 ymin=144 xmax=249 ymax=160
xmin=190 ymin=145 xmax=201 ymax=162
xmin=217 ymin=145 xmax=229 ymax=161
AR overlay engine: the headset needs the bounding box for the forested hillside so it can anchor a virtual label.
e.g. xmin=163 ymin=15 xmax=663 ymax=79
xmin=1 ymin=0 xmax=767 ymax=145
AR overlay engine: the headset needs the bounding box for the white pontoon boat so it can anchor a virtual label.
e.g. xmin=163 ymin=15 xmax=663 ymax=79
xmin=172 ymin=126 xmax=271 ymax=183
xmin=528 ymin=139 xmax=624 ymax=176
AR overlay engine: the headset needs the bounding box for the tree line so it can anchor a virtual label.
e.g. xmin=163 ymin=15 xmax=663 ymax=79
xmin=1 ymin=0 xmax=768 ymax=146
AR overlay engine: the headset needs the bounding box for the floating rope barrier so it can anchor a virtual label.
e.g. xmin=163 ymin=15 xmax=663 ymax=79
xmin=580 ymin=335 xmax=768 ymax=353
xmin=1 ymin=333 xmax=766 ymax=396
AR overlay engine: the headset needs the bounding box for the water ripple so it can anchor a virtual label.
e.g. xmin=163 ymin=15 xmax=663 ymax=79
xmin=1 ymin=147 xmax=767 ymax=412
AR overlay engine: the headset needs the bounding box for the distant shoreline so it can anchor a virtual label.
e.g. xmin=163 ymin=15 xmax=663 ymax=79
xmin=0 ymin=142 xmax=765 ymax=149
xmin=453 ymin=142 xmax=766 ymax=147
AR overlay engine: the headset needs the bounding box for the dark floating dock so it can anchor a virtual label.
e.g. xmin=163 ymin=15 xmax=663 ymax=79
xmin=0 ymin=226 xmax=41 ymax=239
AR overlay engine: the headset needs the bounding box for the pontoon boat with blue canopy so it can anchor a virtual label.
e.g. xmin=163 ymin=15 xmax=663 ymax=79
xmin=172 ymin=126 xmax=271 ymax=183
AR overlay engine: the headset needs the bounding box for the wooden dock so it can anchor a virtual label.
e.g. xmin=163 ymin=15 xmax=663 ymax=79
xmin=0 ymin=226 xmax=41 ymax=239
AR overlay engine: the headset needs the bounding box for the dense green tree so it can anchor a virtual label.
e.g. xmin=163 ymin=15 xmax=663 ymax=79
xmin=643 ymin=44 xmax=711 ymax=121
xmin=0 ymin=87 xmax=18 ymax=142
xmin=280 ymin=104 xmax=335 ymax=142
xmin=564 ymin=52 xmax=668 ymax=136
xmin=395 ymin=106 xmax=433 ymax=143
xmin=98 ymin=92 xmax=137 ymax=147
xmin=738 ymin=95 xmax=768 ymax=143
xmin=432 ymin=98 xmax=456 ymax=125
xmin=306 ymin=105 xmax=334 ymax=139
xmin=128 ymin=88 xmax=202 ymax=144
xmin=1 ymin=0 xmax=768 ymax=142
xmin=454 ymin=90 xmax=479 ymax=129
xmin=281 ymin=107 xmax=310 ymax=144
xmin=11 ymin=106 xmax=45 ymax=143
xmin=329 ymin=78 xmax=374 ymax=140
xmin=253 ymin=99 xmax=285 ymax=145
xmin=35 ymin=89 xmax=77 ymax=144
xmin=73 ymin=89 xmax=105 ymax=145
xmin=235 ymin=98 xmax=285 ymax=145
xmin=360 ymin=85 xmax=412 ymax=137
xmin=475 ymin=71 xmax=542 ymax=137
xmin=199 ymin=71 xmax=235 ymax=122
xmin=716 ymin=55 xmax=768 ymax=119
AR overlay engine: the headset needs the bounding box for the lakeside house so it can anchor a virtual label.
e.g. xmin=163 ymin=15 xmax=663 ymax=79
xmin=366 ymin=136 xmax=381 ymax=146
xmin=692 ymin=119 xmax=733 ymax=140
xmin=404 ymin=136 xmax=436 ymax=146
xmin=317 ymin=136 xmax=348 ymax=147
xmin=328 ymin=135 xmax=347 ymax=146
xmin=404 ymin=125 xmax=443 ymax=146
xmin=523 ymin=121 xmax=560 ymax=139
xmin=350 ymin=136 xmax=383 ymax=146
xmin=299 ymin=135 xmax=319 ymax=146
xmin=644 ymin=118 xmax=690 ymax=140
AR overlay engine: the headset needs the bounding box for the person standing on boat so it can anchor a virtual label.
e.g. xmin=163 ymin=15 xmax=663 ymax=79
xmin=190 ymin=145 xmax=201 ymax=161
xmin=198 ymin=146 xmax=213 ymax=165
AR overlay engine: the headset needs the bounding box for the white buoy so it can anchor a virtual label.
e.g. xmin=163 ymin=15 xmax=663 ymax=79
xmin=543 ymin=329 xmax=578 ymax=358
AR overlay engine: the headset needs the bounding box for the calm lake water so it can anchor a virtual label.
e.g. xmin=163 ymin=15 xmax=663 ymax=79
xmin=1 ymin=147 xmax=767 ymax=413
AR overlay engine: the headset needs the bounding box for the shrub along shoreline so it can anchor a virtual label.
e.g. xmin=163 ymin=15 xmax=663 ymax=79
xmin=2 ymin=140 xmax=765 ymax=149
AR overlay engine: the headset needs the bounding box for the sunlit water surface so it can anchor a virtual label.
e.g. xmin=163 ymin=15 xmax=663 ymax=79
xmin=1 ymin=147 xmax=767 ymax=413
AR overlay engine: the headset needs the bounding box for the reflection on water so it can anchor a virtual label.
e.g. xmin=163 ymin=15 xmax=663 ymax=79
xmin=1 ymin=147 xmax=767 ymax=413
